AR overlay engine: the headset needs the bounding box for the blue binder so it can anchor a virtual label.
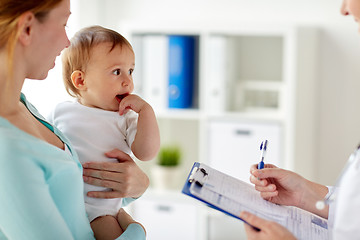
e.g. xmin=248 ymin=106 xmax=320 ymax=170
xmin=168 ymin=35 xmax=196 ymax=108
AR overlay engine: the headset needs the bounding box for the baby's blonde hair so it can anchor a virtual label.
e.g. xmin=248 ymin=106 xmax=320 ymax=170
xmin=62 ymin=25 xmax=133 ymax=97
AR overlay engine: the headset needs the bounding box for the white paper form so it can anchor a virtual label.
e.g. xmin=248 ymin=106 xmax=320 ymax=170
xmin=188 ymin=163 xmax=328 ymax=240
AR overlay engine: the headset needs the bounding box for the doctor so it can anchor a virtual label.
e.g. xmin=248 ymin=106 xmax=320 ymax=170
xmin=240 ymin=0 xmax=360 ymax=239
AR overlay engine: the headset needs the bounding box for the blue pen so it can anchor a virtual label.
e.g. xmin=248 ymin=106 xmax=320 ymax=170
xmin=258 ymin=140 xmax=268 ymax=169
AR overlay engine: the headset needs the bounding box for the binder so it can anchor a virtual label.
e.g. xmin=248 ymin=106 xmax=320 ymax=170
xmin=182 ymin=162 xmax=329 ymax=240
xmin=205 ymin=36 xmax=228 ymax=113
xmin=168 ymin=35 xmax=196 ymax=109
xmin=139 ymin=35 xmax=168 ymax=113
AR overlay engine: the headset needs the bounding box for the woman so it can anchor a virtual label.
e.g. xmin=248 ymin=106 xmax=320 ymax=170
xmin=0 ymin=0 xmax=148 ymax=239
xmin=241 ymin=2 xmax=360 ymax=239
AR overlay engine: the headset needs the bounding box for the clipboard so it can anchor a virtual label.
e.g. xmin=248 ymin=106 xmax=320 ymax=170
xmin=181 ymin=162 xmax=253 ymax=224
xmin=182 ymin=162 xmax=329 ymax=240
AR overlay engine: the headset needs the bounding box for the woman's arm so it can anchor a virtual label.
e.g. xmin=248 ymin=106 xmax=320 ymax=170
xmin=0 ymin=151 xmax=88 ymax=239
xmin=82 ymin=149 xmax=149 ymax=199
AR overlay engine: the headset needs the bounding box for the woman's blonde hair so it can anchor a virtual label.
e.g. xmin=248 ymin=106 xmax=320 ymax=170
xmin=0 ymin=0 xmax=63 ymax=78
xmin=62 ymin=25 xmax=134 ymax=98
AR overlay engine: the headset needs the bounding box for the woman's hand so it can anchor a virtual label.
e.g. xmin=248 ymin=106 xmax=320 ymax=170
xmin=82 ymin=149 xmax=149 ymax=199
xmin=250 ymin=164 xmax=329 ymax=218
xmin=240 ymin=211 xmax=296 ymax=240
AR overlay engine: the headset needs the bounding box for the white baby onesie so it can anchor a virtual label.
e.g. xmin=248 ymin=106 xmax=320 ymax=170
xmin=48 ymin=100 xmax=138 ymax=221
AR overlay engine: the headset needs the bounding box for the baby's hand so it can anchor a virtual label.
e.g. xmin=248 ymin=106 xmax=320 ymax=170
xmin=118 ymin=94 xmax=150 ymax=115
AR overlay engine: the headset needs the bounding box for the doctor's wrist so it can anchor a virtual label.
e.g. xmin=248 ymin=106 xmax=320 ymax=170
xmin=300 ymin=179 xmax=329 ymax=218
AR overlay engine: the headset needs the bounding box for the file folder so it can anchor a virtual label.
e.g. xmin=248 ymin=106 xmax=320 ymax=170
xmin=168 ymin=35 xmax=196 ymax=108
xmin=182 ymin=162 xmax=329 ymax=240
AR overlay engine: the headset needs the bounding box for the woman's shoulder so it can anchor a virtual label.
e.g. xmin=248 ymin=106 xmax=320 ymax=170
xmin=0 ymin=125 xmax=41 ymax=175
xmin=0 ymin=117 xmax=75 ymax=171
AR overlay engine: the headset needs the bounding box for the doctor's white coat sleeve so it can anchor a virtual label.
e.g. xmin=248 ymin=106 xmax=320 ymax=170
xmin=332 ymin=155 xmax=360 ymax=239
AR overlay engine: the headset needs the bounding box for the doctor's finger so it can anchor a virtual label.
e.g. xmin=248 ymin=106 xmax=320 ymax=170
xmin=250 ymin=175 xmax=269 ymax=186
xmin=240 ymin=211 xmax=268 ymax=230
xmin=259 ymin=190 xmax=279 ymax=200
xmin=250 ymin=163 xmax=278 ymax=172
xmin=254 ymin=182 xmax=277 ymax=192
xmin=250 ymin=164 xmax=259 ymax=172
xmin=251 ymin=168 xmax=284 ymax=181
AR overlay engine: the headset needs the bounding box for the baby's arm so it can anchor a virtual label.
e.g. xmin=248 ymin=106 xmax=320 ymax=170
xmin=119 ymin=94 xmax=160 ymax=161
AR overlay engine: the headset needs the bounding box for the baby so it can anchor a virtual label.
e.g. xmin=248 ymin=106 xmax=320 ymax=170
xmin=48 ymin=25 xmax=160 ymax=239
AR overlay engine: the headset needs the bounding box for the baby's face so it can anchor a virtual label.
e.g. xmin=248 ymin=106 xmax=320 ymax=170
xmin=79 ymin=42 xmax=135 ymax=111
xmin=342 ymin=0 xmax=360 ymax=32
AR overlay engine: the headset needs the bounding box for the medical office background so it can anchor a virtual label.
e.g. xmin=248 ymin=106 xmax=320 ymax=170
xmin=22 ymin=0 xmax=360 ymax=239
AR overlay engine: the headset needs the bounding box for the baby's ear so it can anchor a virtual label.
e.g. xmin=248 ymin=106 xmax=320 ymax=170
xmin=71 ymin=70 xmax=86 ymax=90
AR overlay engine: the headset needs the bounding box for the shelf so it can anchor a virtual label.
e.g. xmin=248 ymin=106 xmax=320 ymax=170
xmin=124 ymin=25 xmax=318 ymax=240
xmin=205 ymin=112 xmax=284 ymax=122
xmin=132 ymin=34 xmax=200 ymax=113
xmin=241 ymin=80 xmax=284 ymax=90
xmin=228 ymin=35 xmax=283 ymax=82
xmin=155 ymin=109 xmax=204 ymax=120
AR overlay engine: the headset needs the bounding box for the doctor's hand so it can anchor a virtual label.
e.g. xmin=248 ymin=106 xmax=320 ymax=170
xmin=250 ymin=164 xmax=329 ymax=218
xmin=82 ymin=149 xmax=149 ymax=199
xmin=240 ymin=211 xmax=296 ymax=240
xmin=250 ymin=164 xmax=305 ymax=208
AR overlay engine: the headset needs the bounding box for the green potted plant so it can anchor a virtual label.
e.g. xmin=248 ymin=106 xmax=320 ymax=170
xmin=152 ymin=145 xmax=183 ymax=190
xmin=157 ymin=145 xmax=181 ymax=167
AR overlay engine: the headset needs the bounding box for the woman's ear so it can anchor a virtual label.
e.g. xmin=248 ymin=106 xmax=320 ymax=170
xmin=17 ymin=12 xmax=35 ymax=46
xmin=71 ymin=70 xmax=87 ymax=90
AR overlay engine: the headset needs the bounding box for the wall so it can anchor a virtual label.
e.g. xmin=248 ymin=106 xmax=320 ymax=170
xmin=24 ymin=0 xmax=360 ymax=185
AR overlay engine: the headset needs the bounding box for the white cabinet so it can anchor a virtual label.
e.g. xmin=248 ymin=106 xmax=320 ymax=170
xmin=121 ymin=24 xmax=318 ymax=240
xmin=130 ymin=191 xmax=203 ymax=240
xmin=207 ymin=120 xmax=282 ymax=183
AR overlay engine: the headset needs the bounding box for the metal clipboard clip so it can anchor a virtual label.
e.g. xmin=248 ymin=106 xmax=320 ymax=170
xmin=188 ymin=166 xmax=209 ymax=187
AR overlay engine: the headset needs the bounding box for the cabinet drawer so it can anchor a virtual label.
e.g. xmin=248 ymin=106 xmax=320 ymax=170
xmin=132 ymin=198 xmax=199 ymax=240
xmin=207 ymin=120 xmax=282 ymax=183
